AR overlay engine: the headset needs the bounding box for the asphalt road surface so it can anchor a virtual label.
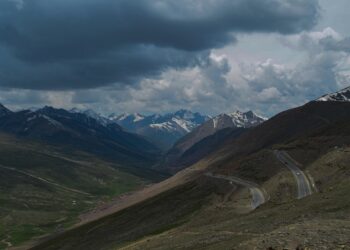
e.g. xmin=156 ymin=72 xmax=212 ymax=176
xmin=274 ymin=150 xmax=313 ymax=199
xmin=205 ymin=173 xmax=267 ymax=209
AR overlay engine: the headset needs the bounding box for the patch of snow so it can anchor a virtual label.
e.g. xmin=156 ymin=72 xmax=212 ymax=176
xmin=108 ymin=113 xmax=119 ymax=120
xmin=254 ymin=113 xmax=268 ymax=121
xmin=208 ymin=110 xmax=266 ymax=131
xmin=27 ymin=115 xmax=37 ymax=122
xmin=112 ymin=113 xmax=134 ymax=122
xmin=212 ymin=117 xmax=218 ymax=129
xmin=27 ymin=114 xmax=64 ymax=128
xmin=172 ymin=118 xmax=193 ymax=132
xmin=110 ymin=113 xmax=145 ymax=123
xmin=228 ymin=111 xmax=245 ymax=127
xmin=150 ymin=122 xmax=177 ymax=132
xmin=133 ymin=113 xmax=145 ymax=122
xmin=317 ymin=87 xmax=350 ymax=102
xmin=42 ymin=115 xmax=64 ymax=128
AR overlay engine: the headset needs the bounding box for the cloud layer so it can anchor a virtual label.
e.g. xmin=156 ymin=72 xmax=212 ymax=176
xmin=2 ymin=0 xmax=346 ymax=118
xmin=0 ymin=0 xmax=320 ymax=90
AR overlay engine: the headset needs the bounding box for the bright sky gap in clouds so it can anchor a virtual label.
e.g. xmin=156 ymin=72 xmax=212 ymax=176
xmin=0 ymin=0 xmax=349 ymax=116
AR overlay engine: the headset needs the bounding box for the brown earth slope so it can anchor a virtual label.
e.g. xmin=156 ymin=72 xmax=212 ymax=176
xmin=30 ymin=101 xmax=350 ymax=250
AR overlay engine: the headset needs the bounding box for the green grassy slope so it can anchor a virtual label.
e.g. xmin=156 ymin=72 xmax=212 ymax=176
xmin=0 ymin=133 xmax=148 ymax=249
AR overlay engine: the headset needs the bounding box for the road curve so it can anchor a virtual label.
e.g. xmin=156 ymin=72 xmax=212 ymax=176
xmin=205 ymin=173 xmax=267 ymax=209
xmin=274 ymin=150 xmax=312 ymax=199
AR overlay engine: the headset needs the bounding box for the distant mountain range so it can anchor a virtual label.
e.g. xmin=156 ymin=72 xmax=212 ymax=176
xmin=0 ymin=105 xmax=161 ymax=175
xmin=0 ymin=105 xmax=267 ymax=159
xmin=110 ymin=110 xmax=211 ymax=149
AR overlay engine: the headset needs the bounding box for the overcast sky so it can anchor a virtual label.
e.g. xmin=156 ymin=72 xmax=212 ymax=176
xmin=0 ymin=0 xmax=349 ymax=117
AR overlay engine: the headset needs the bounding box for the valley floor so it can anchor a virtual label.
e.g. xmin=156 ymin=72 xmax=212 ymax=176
xmin=0 ymin=133 xmax=151 ymax=250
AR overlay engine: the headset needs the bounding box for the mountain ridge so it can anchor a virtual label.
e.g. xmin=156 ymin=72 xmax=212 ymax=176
xmin=0 ymin=105 xmax=162 ymax=175
xmin=111 ymin=109 xmax=211 ymax=150
xmin=317 ymin=86 xmax=350 ymax=102
xmin=162 ymin=110 xmax=266 ymax=172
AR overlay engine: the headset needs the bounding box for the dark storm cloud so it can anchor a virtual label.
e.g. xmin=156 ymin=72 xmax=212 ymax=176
xmin=0 ymin=0 xmax=320 ymax=90
xmin=0 ymin=45 xmax=209 ymax=89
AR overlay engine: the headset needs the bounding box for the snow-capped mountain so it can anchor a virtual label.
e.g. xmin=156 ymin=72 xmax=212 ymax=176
xmin=111 ymin=109 xmax=210 ymax=149
xmin=164 ymin=110 xmax=267 ymax=169
xmin=109 ymin=113 xmax=146 ymax=130
xmin=211 ymin=111 xmax=267 ymax=130
xmin=317 ymin=87 xmax=350 ymax=102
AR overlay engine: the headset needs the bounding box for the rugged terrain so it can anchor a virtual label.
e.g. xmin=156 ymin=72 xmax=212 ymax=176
xmin=317 ymin=86 xmax=350 ymax=102
xmin=0 ymin=105 xmax=169 ymax=249
xmin=111 ymin=110 xmax=210 ymax=150
xmin=29 ymin=93 xmax=350 ymax=249
xmin=0 ymin=106 xmax=163 ymax=179
xmin=162 ymin=111 xmax=265 ymax=172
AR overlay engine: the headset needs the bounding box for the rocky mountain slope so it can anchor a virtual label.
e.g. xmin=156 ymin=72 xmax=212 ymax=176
xmin=0 ymin=105 xmax=162 ymax=175
xmin=111 ymin=109 xmax=210 ymax=150
xmin=70 ymin=108 xmax=113 ymax=126
xmin=162 ymin=111 xmax=266 ymax=172
xmin=174 ymin=110 xmax=265 ymax=154
xmin=31 ymin=87 xmax=350 ymax=250
xmin=317 ymin=86 xmax=350 ymax=102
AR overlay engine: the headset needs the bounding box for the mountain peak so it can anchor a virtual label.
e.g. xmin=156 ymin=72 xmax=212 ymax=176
xmin=39 ymin=106 xmax=60 ymax=113
xmin=211 ymin=111 xmax=262 ymax=129
xmin=132 ymin=113 xmax=145 ymax=122
xmin=166 ymin=109 xmax=267 ymax=169
xmin=112 ymin=113 xmax=145 ymax=122
xmin=317 ymin=86 xmax=350 ymax=102
xmin=0 ymin=103 xmax=12 ymax=117
xmin=112 ymin=110 xmax=209 ymax=149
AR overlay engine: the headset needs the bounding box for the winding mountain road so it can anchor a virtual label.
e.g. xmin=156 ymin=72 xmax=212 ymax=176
xmin=274 ymin=150 xmax=313 ymax=199
xmin=205 ymin=173 xmax=267 ymax=209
